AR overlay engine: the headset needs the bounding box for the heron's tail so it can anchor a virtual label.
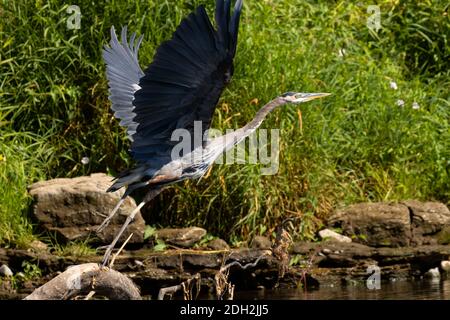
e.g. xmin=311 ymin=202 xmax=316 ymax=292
xmin=107 ymin=164 xmax=158 ymax=195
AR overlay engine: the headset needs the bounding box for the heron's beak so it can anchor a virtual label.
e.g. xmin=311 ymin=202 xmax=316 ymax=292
xmin=295 ymin=93 xmax=331 ymax=103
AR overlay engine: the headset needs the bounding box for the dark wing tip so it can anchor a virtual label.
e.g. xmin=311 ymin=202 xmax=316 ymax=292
xmin=214 ymin=0 xmax=243 ymax=57
xmin=229 ymin=0 xmax=243 ymax=56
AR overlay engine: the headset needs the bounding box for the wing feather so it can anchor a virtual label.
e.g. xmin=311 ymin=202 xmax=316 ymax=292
xmin=131 ymin=1 xmax=243 ymax=162
xmin=103 ymin=26 xmax=145 ymax=140
xmin=104 ymin=1 xmax=244 ymax=191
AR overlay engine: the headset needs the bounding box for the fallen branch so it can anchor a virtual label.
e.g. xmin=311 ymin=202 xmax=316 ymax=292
xmin=158 ymin=273 xmax=201 ymax=300
xmin=24 ymin=263 xmax=141 ymax=300
xmin=84 ymin=291 xmax=96 ymax=300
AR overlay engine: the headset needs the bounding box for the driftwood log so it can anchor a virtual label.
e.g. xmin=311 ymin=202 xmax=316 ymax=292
xmin=24 ymin=263 xmax=141 ymax=300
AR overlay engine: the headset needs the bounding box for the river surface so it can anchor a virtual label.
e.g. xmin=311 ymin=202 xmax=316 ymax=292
xmin=233 ymin=279 xmax=450 ymax=300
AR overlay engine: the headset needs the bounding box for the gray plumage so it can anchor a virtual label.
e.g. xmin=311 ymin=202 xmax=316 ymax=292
xmin=103 ymin=26 xmax=144 ymax=140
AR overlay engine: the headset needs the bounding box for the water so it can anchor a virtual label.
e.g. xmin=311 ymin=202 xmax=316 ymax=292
xmin=234 ymin=279 xmax=450 ymax=300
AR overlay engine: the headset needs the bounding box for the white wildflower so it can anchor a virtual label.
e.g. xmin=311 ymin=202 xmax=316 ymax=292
xmin=390 ymin=81 xmax=398 ymax=90
xmin=81 ymin=157 xmax=90 ymax=165
xmin=396 ymin=99 xmax=405 ymax=107
xmin=412 ymin=102 xmax=420 ymax=110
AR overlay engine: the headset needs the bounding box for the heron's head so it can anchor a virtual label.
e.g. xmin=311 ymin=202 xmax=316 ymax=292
xmin=281 ymin=92 xmax=331 ymax=104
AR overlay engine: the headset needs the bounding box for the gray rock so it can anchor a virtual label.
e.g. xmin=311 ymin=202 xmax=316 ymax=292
xmin=328 ymin=202 xmax=411 ymax=247
xmin=28 ymin=240 xmax=48 ymax=252
xmin=28 ymin=173 xmax=145 ymax=244
xmin=292 ymin=242 xmax=450 ymax=270
xmin=0 ymin=264 xmax=13 ymax=277
xmin=318 ymin=229 xmax=352 ymax=243
xmin=402 ymin=200 xmax=450 ymax=245
xmin=424 ymin=267 xmax=440 ymax=279
xmin=441 ymin=260 xmax=450 ymax=272
xmin=251 ymin=236 xmax=272 ymax=249
xmin=293 ymin=241 xmax=376 ymax=268
xmin=207 ymin=238 xmax=230 ymax=250
xmin=156 ymin=227 xmax=206 ymax=247
xmin=227 ymin=248 xmax=274 ymax=266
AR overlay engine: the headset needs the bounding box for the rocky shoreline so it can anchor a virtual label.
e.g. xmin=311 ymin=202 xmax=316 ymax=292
xmin=1 ymin=240 xmax=449 ymax=299
xmin=0 ymin=173 xmax=449 ymax=299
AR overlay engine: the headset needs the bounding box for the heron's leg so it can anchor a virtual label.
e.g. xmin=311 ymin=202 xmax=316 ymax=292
xmin=97 ymin=197 xmax=126 ymax=233
xmin=100 ymin=187 xmax=163 ymax=267
xmin=101 ymin=201 xmax=146 ymax=266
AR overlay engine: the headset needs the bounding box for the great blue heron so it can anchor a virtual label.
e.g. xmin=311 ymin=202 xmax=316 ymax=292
xmin=99 ymin=0 xmax=330 ymax=265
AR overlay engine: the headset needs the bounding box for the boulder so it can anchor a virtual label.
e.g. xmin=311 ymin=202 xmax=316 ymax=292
xmin=402 ymin=200 xmax=450 ymax=245
xmin=318 ymin=229 xmax=352 ymax=243
xmin=292 ymin=241 xmax=375 ymax=268
xmin=328 ymin=202 xmax=411 ymax=247
xmin=155 ymin=227 xmax=206 ymax=247
xmin=28 ymin=173 xmax=145 ymax=244
xmin=28 ymin=240 xmax=48 ymax=252
xmin=251 ymin=236 xmax=272 ymax=249
xmin=207 ymin=238 xmax=230 ymax=250
xmin=291 ymin=241 xmax=450 ymax=271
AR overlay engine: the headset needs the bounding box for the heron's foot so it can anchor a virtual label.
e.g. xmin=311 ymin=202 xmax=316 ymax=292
xmin=101 ymin=246 xmax=114 ymax=267
xmin=99 ymin=200 xmax=148 ymax=268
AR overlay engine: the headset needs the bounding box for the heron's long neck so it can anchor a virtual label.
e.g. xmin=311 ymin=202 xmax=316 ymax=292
xmin=242 ymin=97 xmax=285 ymax=134
xmin=204 ymin=97 xmax=286 ymax=163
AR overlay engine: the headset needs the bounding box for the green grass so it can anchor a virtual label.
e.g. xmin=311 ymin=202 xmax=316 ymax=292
xmin=0 ymin=0 xmax=449 ymax=246
xmin=0 ymin=131 xmax=50 ymax=247
xmin=51 ymin=239 xmax=97 ymax=257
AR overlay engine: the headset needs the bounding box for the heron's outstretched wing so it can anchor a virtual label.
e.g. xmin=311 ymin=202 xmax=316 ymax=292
xmin=131 ymin=0 xmax=243 ymax=162
xmin=103 ymin=26 xmax=144 ymax=141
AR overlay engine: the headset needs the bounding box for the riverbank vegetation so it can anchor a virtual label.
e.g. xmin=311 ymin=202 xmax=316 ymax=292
xmin=0 ymin=0 xmax=448 ymax=247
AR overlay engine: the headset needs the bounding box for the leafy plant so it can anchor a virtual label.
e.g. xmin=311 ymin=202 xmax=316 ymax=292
xmin=21 ymin=261 xmax=42 ymax=281
xmin=153 ymin=239 xmax=167 ymax=252
xmin=143 ymin=225 xmax=157 ymax=241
